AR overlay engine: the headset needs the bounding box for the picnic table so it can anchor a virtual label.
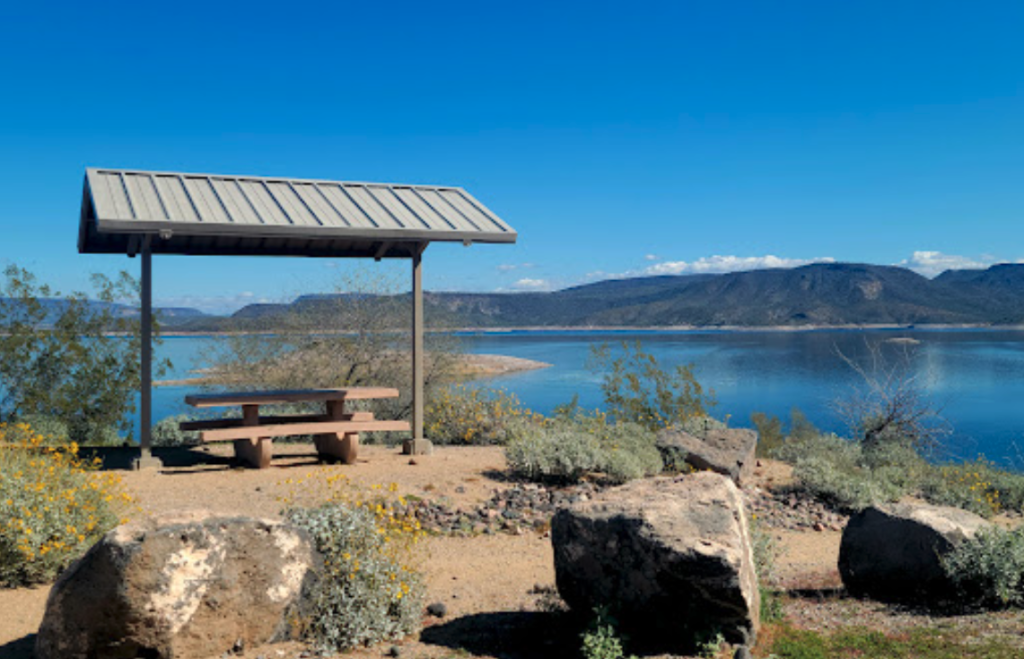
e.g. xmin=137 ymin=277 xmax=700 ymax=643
xmin=180 ymin=387 xmax=411 ymax=468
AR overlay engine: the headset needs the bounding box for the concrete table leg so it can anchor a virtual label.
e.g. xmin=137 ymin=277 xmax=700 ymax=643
xmin=315 ymin=399 xmax=361 ymax=464
xmin=314 ymin=432 xmax=359 ymax=464
xmin=233 ymin=404 xmax=273 ymax=469
xmin=233 ymin=437 xmax=273 ymax=469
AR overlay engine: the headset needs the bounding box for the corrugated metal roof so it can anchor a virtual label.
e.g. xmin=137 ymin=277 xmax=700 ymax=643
xmin=79 ymin=168 xmax=516 ymax=258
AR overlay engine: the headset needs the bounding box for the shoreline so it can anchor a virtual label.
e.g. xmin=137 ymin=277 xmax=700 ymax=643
xmin=159 ymin=323 xmax=1024 ymax=337
xmin=154 ymin=353 xmax=551 ymax=387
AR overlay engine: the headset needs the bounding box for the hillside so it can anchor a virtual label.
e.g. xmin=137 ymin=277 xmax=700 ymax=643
xmin=167 ymin=263 xmax=1024 ymax=331
xmin=0 ymin=298 xmax=210 ymax=329
xmin=423 ymin=263 xmax=1024 ymax=327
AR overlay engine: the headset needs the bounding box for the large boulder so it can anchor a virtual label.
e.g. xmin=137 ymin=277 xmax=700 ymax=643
xmin=551 ymin=472 xmax=759 ymax=651
xmin=37 ymin=511 xmax=318 ymax=659
xmin=656 ymin=427 xmax=757 ymax=485
xmin=839 ymin=501 xmax=991 ymax=603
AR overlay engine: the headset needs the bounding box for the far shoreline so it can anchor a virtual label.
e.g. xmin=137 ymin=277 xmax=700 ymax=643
xmin=158 ymin=323 xmax=1024 ymax=337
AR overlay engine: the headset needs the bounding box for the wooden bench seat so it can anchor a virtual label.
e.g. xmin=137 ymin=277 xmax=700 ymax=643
xmin=179 ymin=411 xmax=374 ymax=432
xmin=199 ymin=419 xmax=411 ymax=443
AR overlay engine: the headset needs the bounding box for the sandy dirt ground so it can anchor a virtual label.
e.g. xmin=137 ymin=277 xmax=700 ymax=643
xmin=0 ymin=445 xmax=846 ymax=659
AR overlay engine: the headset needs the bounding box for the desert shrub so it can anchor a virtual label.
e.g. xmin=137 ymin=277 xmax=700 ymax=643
xmin=751 ymin=411 xmax=784 ymax=458
xmin=750 ymin=514 xmax=783 ymax=622
xmin=151 ymin=414 xmax=202 ymax=447
xmin=581 ymin=608 xmax=637 ymax=659
xmin=0 ymin=422 xmax=131 ymax=586
xmin=778 ymin=433 xmax=917 ymax=512
xmin=860 ymin=441 xmax=929 ymax=491
xmin=985 ymin=468 xmax=1024 ymax=513
xmin=506 ymin=423 xmax=604 ymax=484
xmin=283 ymin=474 xmax=424 ymax=653
xmin=920 ymin=458 xmax=1024 ymax=518
xmin=751 ymin=408 xmax=821 ymax=459
xmin=81 ymin=423 xmax=121 ymax=447
xmin=942 ymin=526 xmax=1024 ymax=609
xmin=678 ymin=414 xmax=728 ymax=437
xmin=588 ymin=341 xmax=716 ymax=430
xmin=778 ymin=428 xmax=1024 ymax=518
xmin=506 ymin=412 xmax=662 ymax=484
xmin=597 ymin=421 xmax=664 ymax=483
xmin=425 ymin=385 xmax=534 ymax=445
xmin=12 ymin=414 xmax=69 ymax=443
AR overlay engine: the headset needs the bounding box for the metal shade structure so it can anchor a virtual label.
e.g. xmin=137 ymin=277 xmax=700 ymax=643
xmin=78 ymin=167 xmax=517 ymax=466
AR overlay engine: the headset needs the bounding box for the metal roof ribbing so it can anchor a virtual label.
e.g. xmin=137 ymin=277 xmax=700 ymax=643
xmin=79 ymin=168 xmax=516 ymax=258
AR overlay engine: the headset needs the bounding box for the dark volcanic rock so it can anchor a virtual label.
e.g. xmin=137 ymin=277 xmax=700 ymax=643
xmin=657 ymin=427 xmax=757 ymax=485
xmin=36 ymin=511 xmax=317 ymax=659
xmin=551 ymin=473 xmax=759 ymax=651
xmin=839 ymin=502 xmax=990 ymax=603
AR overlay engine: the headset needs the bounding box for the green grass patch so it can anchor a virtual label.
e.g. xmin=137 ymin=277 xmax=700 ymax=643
xmin=768 ymin=624 xmax=1023 ymax=659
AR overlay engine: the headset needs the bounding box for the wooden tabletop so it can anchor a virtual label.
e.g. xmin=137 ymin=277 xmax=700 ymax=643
xmin=185 ymin=387 xmax=400 ymax=408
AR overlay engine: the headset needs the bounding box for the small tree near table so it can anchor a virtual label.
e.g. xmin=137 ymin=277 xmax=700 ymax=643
xmin=0 ymin=264 xmax=162 ymax=444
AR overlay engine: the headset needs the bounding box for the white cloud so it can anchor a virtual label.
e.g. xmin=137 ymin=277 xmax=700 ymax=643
xmin=510 ymin=278 xmax=554 ymax=291
xmin=644 ymin=254 xmax=660 ymax=261
xmin=897 ymin=251 xmax=994 ymax=278
xmin=642 ymin=254 xmax=835 ymax=276
xmin=497 ymin=262 xmax=535 ymax=273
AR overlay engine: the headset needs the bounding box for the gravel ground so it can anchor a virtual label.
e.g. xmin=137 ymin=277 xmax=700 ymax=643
xmin=2 ymin=445 xmax=1023 ymax=659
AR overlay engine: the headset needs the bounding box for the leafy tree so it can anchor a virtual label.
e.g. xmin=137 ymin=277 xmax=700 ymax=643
xmin=204 ymin=268 xmax=460 ymax=427
xmin=0 ymin=265 xmax=163 ymax=444
xmin=587 ymin=341 xmax=715 ymax=430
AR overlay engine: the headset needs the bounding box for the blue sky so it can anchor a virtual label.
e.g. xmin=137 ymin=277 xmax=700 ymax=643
xmin=1 ymin=1 xmax=1022 ymax=312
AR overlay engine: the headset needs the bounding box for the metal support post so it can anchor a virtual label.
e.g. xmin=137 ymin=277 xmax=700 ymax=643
xmin=133 ymin=236 xmax=162 ymax=470
xmin=403 ymin=243 xmax=432 ymax=456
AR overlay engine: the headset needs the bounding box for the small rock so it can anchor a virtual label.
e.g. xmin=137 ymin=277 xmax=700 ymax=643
xmin=385 ymin=645 xmax=401 ymax=657
xmin=813 ymin=522 xmax=825 ymax=532
xmin=233 ymin=637 xmax=244 ymax=654
xmin=455 ymin=486 xmax=466 ymax=494
xmin=408 ymin=459 xmax=418 ymax=466
xmin=426 ymin=602 xmax=447 ymax=618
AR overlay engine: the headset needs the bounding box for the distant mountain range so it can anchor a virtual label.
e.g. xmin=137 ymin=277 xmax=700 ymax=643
xmin=0 ymin=298 xmax=210 ymax=329
xmin=166 ymin=262 xmax=1024 ymax=331
xmin=6 ymin=263 xmax=1022 ymax=331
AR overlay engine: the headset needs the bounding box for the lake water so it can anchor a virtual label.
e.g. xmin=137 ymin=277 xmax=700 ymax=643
xmin=146 ymin=329 xmax=1024 ymax=467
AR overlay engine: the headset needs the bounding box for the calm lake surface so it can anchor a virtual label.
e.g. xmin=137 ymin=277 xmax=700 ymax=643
xmin=148 ymin=329 xmax=1024 ymax=467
